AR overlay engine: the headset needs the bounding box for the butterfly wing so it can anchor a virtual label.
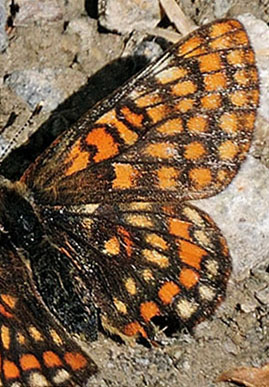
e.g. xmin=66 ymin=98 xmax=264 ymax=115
xmin=40 ymin=201 xmax=231 ymax=340
xmin=0 ymin=238 xmax=97 ymax=386
xmin=19 ymin=18 xmax=258 ymax=341
xmin=22 ymin=19 xmax=259 ymax=205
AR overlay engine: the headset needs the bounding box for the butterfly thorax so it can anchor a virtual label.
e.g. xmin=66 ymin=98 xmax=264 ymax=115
xmin=0 ymin=176 xmax=44 ymax=252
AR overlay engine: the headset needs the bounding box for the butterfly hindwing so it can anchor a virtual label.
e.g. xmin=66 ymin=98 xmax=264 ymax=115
xmin=38 ymin=201 xmax=231 ymax=340
xmin=22 ymin=19 xmax=259 ymax=206
xmin=0 ymin=239 xmax=97 ymax=386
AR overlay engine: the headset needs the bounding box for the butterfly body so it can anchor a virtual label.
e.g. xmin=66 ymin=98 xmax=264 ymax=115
xmin=0 ymin=18 xmax=259 ymax=386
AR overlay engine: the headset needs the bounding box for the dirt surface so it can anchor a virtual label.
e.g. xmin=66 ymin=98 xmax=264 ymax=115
xmin=0 ymin=1 xmax=268 ymax=386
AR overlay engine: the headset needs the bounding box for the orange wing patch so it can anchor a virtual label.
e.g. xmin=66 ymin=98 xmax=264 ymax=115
xmin=64 ymin=352 xmax=88 ymax=371
xmin=178 ymin=240 xmax=207 ymax=269
xmin=172 ymin=80 xmax=197 ymax=97
xmin=20 ymin=354 xmax=41 ymax=371
xmin=158 ymin=282 xmax=180 ymax=304
xmin=184 ymin=141 xmax=206 ymax=160
xmin=86 ymin=128 xmax=119 ymax=163
xmin=3 ymin=359 xmax=20 ymax=380
xmin=64 ymin=140 xmax=90 ymax=176
xmin=189 ymin=167 xmax=212 ymax=189
xmin=97 ymin=109 xmax=138 ymax=145
xmin=120 ymin=106 xmax=144 ymax=128
xmin=113 ymin=163 xmax=138 ymax=189
xmin=169 ymin=218 xmax=192 ymax=240
xmin=157 ymin=166 xmax=180 ymax=190
xmin=179 ymin=268 xmax=200 ymax=289
xmin=140 ymin=301 xmax=160 ymax=322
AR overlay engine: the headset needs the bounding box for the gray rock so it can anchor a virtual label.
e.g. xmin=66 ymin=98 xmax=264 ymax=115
xmin=4 ymin=68 xmax=64 ymax=112
xmin=0 ymin=0 xmax=8 ymax=52
xmin=195 ymin=156 xmax=269 ymax=280
xmin=98 ymin=0 xmax=161 ymax=34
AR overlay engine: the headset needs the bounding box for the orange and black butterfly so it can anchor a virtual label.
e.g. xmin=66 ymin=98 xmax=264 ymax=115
xmin=0 ymin=19 xmax=259 ymax=386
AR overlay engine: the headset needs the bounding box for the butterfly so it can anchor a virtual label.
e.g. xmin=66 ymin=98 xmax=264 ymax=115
xmin=0 ymin=18 xmax=259 ymax=386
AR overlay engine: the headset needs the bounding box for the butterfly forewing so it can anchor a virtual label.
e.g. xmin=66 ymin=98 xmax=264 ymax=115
xmin=22 ymin=19 xmax=259 ymax=206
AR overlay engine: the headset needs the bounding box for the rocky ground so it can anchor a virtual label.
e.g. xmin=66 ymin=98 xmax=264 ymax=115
xmin=0 ymin=1 xmax=268 ymax=386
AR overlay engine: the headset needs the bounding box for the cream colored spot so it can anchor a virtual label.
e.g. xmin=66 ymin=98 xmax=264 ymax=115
xmin=81 ymin=218 xmax=93 ymax=232
xmin=135 ymin=92 xmax=162 ymax=108
xmin=53 ymin=369 xmax=70 ymax=384
xmin=10 ymin=383 xmax=21 ymax=387
xmin=145 ymin=233 xmax=168 ymax=250
xmin=155 ymin=67 xmax=187 ymax=84
xmin=50 ymin=329 xmax=63 ymax=345
xmin=226 ymin=49 xmax=244 ymax=65
xmin=234 ymin=69 xmax=249 ymax=86
xmin=210 ymin=35 xmax=233 ymax=50
xmin=219 ymin=112 xmax=238 ymax=134
xmin=29 ymin=327 xmax=43 ymax=341
xmin=125 ymin=277 xmax=137 ymax=295
xmin=17 ymin=332 xmax=26 ymax=345
xmin=199 ymin=285 xmax=216 ymax=301
xmin=230 ymin=90 xmax=247 ymax=106
xmin=176 ymin=299 xmax=197 ymax=320
xmin=128 ymin=89 xmax=144 ymax=100
xmin=1 ymin=325 xmax=10 ymax=349
xmin=1 ymin=294 xmax=17 ymax=309
xmin=68 ymin=204 xmax=99 ymax=214
xmin=152 ymin=58 xmax=172 ymax=74
xmin=28 ymin=372 xmax=49 ymax=387
xmin=113 ymin=298 xmax=127 ymax=314
xmin=126 ymin=214 xmax=153 ymax=228
xmin=104 ymin=236 xmax=120 ymax=255
xmin=142 ymin=269 xmax=154 ymax=282
xmin=205 ymin=260 xmax=219 ymax=278
xmin=194 ymin=230 xmax=211 ymax=248
xmin=143 ymin=249 xmax=169 ymax=268
xmin=82 ymin=204 xmax=100 ymax=213
xmin=182 ymin=207 xmax=204 ymax=227
xmin=127 ymin=202 xmax=152 ymax=211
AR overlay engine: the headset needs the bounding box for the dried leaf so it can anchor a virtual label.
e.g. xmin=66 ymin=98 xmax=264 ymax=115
xmin=218 ymin=363 xmax=269 ymax=387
